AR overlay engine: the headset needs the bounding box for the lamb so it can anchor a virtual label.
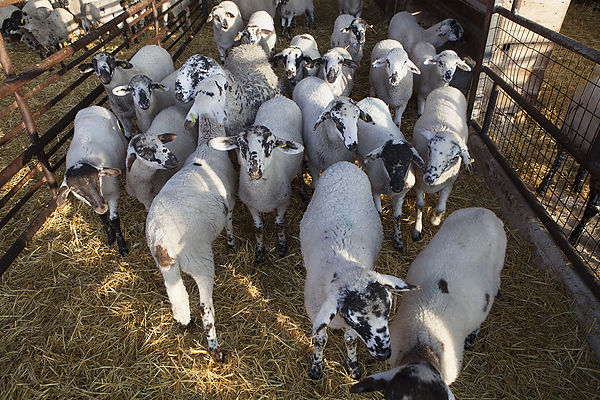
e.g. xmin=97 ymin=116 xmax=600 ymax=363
xmin=228 ymin=0 xmax=280 ymax=20
xmin=207 ymin=1 xmax=244 ymax=63
xmin=388 ymin=11 xmax=464 ymax=55
xmin=125 ymin=106 xmax=197 ymax=210
xmin=280 ymin=0 xmax=315 ymax=40
xmin=160 ymin=0 xmax=192 ymax=34
xmin=300 ymin=161 xmax=418 ymax=380
xmin=370 ymin=39 xmax=420 ymax=127
xmin=56 ymin=106 xmax=128 ymax=256
xmin=173 ymin=54 xmax=222 ymax=104
xmin=270 ymin=33 xmax=320 ymax=97
xmin=0 ymin=6 xmax=21 ymax=43
xmin=337 ymin=0 xmax=363 ymax=17
xmin=411 ymin=86 xmax=472 ymax=241
xmin=292 ymin=77 xmax=374 ymax=189
xmin=356 ymin=97 xmax=425 ymax=252
xmin=330 ymin=14 xmax=370 ymax=63
xmin=78 ymin=45 xmax=175 ymax=139
xmin=411 ymin=41 xmax=472 ymax=116
xmin=234 ymin=10 xmax=276 ymax=56
xmin=316 ymin=46 xmax=358 ymax=97
xmin=351 ymin=207 xmax=506 ymax=399
xmin=209 ymin=95 xmax=303 ymax=263
xmin=146 ymin=114 xmax=236 ymax=363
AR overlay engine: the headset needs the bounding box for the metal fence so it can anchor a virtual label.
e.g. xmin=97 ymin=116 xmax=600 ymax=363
xmin=0 ymin=0 xmax=206 ymax=274
xmin=468 ymin=5 xmax=600 ymax=299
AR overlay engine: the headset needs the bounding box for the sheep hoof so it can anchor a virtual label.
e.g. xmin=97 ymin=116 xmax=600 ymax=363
xmin=393 ymin=235 xmax=404 ymax=252
xmin=412 ymin=231 xmax=422 ymax=242
xmin=178 ymin=317 xmax=196 ymax=332
xmin=255 ymin=248 xmax=265 ymax=264
xmin=308 ymin=361 xmax=322 ymax=380
xmin=346 ymin=359 xmax=361 ymax=380
xmin=208 ymin=347 xmax=224 ymax=362
xmin=117 ymin=243 xmax=129 ymax=256
xmin=431 ymin=212 xmax=444 ymax=226
xmin=107 ymin=231 xmax=116 ymax=246
xmin=278 ymin=241 xmax=287 ymax=257
xmin=464 ymin=328 xmax=480 ymax=350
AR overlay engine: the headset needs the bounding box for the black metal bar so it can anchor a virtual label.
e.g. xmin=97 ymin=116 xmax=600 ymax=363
xmin=480 ymin=82 xmax=499 ymax=136
xmin=471 ymin=119 xmax=600 ymax=299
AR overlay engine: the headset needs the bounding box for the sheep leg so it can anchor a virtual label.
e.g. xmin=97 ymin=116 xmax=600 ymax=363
xmin=394 ymin=104 xmax=407 ymax=127
xmin=248 ymin=206 xmax=265 ymax=264
xmin=569 ymin=189 xmax=599 ymax=246
xmin=307 ymin=7 xmax=316 ymax=29
xmin=344 ymin=328 xmax=361 ymax=380
xmin=417 ymin=94 xmax=426 ymax=116
xmin=308 ymin=329 xmax=327 ymax=379
xmin=98 ymin=211 xmax=116 ymax=247
xmin=275 ymin=204 xmax=289 ymax=257
xmin=160 ymin=263 xmax=191 ymax=326
xmin=298 ymin=171 xmax=310 ymax=205
xmin=373 ymin=194 xmax=382 ymax=215
xmin=572 ymin=166 xmax=588 ymax=194
xmin=413 ymin=187 xmax=425 ymax=241
xmin=391 ymin=192 xmax=407 ymax=251
xmin=536 ymin=147 xmax=566 ymax=195
xmin=225 ymin=204 xmax=235 ymax=249
xmin=431 ymin=183 xmax=453 ymax=226
xmin=218 ymin=46 xmax=227 ymax=64
xmin=108 ymin=199 xmax=128 ymax=255
xmin=308 ymin=164 xmax=321 ymax=191
xmin=464 ymin=327 xmax=480 ymax=349
xmin=193 ymin=274 xmax=224 ymax=362
xmin=116 ymin=113 xmax=134 ymax=139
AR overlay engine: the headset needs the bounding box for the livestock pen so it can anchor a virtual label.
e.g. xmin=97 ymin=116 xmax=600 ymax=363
xmin=0 ymin=0 xmax=599 ymax=399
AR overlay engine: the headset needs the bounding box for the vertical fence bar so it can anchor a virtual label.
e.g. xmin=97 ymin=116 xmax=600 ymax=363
xmin=152 ymin=0 xmax=162 ymax=46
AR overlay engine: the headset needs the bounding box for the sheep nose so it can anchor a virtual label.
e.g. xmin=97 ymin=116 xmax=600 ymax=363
xmin=326 ymin=69 xmax=336 ymax=83
xmin=249 ymin=165 xmax=262 ymax=180
xmin=346 ymin=142 xmax=357 ymax=151
xmin=373 ymin=347 xmax=392 ymax=361
xmin=94 ymin=203 xmax=109 ymax=215
xmin=444 ymin=72 xmax=453 ymax=82
xmin=285 ymin=70 xmax=296 ymax=79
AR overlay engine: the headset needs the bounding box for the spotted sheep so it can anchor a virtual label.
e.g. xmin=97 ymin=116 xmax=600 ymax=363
xmin=351 ymin=207 xmax=506 ymax=400
xmin=125 ymin=106 xmax=198 ymax=210
xmin=388 ymin=11 xmax=464 ymax=56
xmin=314 ymin=46 xmax=358 ymax=97
xmin=174 ymin=54 xmax=222 ymax=105
xmin=56 ymin=106 xmax=129 ymax=256
xmin=292 ymin=77 xmax=374 ymax=189
xmin=279 ymin=0 xmax=315 ymax=40
xmin=145 ymin=114 xmax=237 ymax=363
xmin=356 ymin=97 xmax=425 ymax=252
xmin=207 ymin=1 xmax=244 ymax=63
xmin=300 ymin=161 xmax=418 ymax=380
xmin=234 ymin=10 xmax=277 ymax=56
xmin=370 ymin=39 xmax=421 ymax=128
xmin=337 ymin=0 xmax=363 ymax=17
xmin=412 ymin=86 xmax=472 ymax=241
xmin=411 ymin=41 xmax=472 ymax=116
xmin=78 ymin=45 xmax=175 ymax=139
xmin=330 ymin=14 xmax=372 ymax=63
xmin=210 ymin=95 xmax=303 ymax=263
xmin=270 ymin=33 xmax=320 ymax=97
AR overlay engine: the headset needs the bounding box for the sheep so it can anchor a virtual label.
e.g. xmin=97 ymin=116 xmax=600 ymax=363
xmin=125 ymin=106 xmax=197 ymax=210
xmin=224 ymin=39 xmax=280 ymax=93
xmin=210 ymin=95 xmax=303 ymax=263
xmin=0 ymin=6 xmax=22 ymax=44
xmin=173 ymin=54 xmax=222 ymax=104
xmin=160 ymin=0 xmax=192 ymax=34
xmin=316 ymin=46 xmax=358 ymax=97
xmin=388 ymin=11 xmax=464 ymax=55
xmin=22 ymin=0 xmax=53 ymax=15
xmin=207 ymin=1 xmax=244 ymax=63
xmin=280 ymin=0 xmax=315 ymax=40
xmin=411 ymin=86 xmax=472 ymax=241
xmin=56 ymin=106 xmax=129 ymax=256
xmin=351 ymin=207 xmax=507 ymax=399
xmin=292 ymin=77 xmax=374 ymax=189
xmin=146 ymin=114 xmax=237 ymax=363
xmin=370 ymin=39 xmax=421 ymax=127
xmin=411 ymin=41 xmax=472 ymax=116
xmin=300 ymin=161 xmax=418 ymax=380
xmin=356 ymin=97 xmax=425 ymax=252
xmin=227 ymin=0 xmax=280 ymax=20
xmin=270 ymin=33 xmax=320 ymax=97
xmin=234 ymin=10 xmax=276 ymax=56
xmin=330 ymin=14 xmax=370 ymax=63
xmin=78 ymin=45 xmax=175 ymax=139
xmin=337 ymin=0 xmax=363 ymax=17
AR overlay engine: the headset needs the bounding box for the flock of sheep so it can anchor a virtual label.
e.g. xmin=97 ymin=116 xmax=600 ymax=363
xmin=2 ymin=0 xmax=514 ymax=398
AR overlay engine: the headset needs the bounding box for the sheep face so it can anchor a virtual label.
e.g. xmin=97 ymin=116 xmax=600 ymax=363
xmin=113 ymin=75 xmax=169 ymax=110
xmin=184 ymin=74 xmax=229 ymax=129
xmin=364 ymin=140 xmax=425 ymax=193
xmin=208 ymin=4 xmax=239 ymax=31
xmin=174 ymin=54 xmax=221 ymax=104
xmin=422 ymin=131 xmax=471 ymax=186
xmin=278 ymin=47 xmax=304 ymax=80
xmin=209 ymin=126 xmax=303 ymax=180
xmin=58 ymin=162 xmax=121 ymax=214
xmin=319 ymin=48 xmax=358 ymax=84
xmin=2 ymin=10 xmax=24 ymax=35
xmin=126 ymin=133 xmax=178 ymax=172
xmin=341 ymin=18 xmax=369 ymax=45
xmin=237 ymin=25 xmax=274 ymax=47
xmin=436 ymin=19 xmax=464 ymax=43
xmin=350 ymin=364 xmax=455 ymax=400
xmin=424 ymin=50 xmax=472 ymax=84
xmin=78 ymin=52 xmax=133 ymax=85
xmin=314 ymin=98 xmax=373 ymax=151
xmin=372 ymin=48 xmax=420 ymax=86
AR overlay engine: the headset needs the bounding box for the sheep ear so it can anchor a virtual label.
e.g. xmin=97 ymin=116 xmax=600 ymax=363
xmin=209 ymin=136 xmax=238 ymax=151
xmin=423 ymin=56 xmax=438 ymax=65
xmin=206 ymin=13 xmax=213 ymax=22
xmin=363 ymin=145 xmax=384 ymax=164
xmin=112 ymin=85 xmax=131 ymax=96
xmin=308 ymin=294 xmax=337 ymax=339
xmin=460 ymin=148 xmax=473 ymax=174
xmin=98 ymin=167 xmax=121 ymax=177
xmin=274 ymin=138 xmax=304 ymax=154
xmin=157 ymin=133 xmax=177 ymax=144
xmin=343 ymin=59 xmax=359 ymax=69
xmin=234 ymin=30 xmax=244 ymax=41
xmin=151 ymin=83 xmax=169 ymax=92
xmin=406 ymin=59 xmax=421 ymax=75
xmin=313 ymin=111 xmax=330 ymax=130
xmin=359 ymin=109 xmax=374 ymax=124
xmin=372 ymin=57 xmax=386 ymax=68
xmin=457 ymin=59 xmax=472 ymax=71
xmin=56 ymin=184 xmax=70 ymax=207
xmin=117 ymin=60 xmax=133 ymax=69
xmin=78 ymin=63 xmax=95 ymax=73
xmin=376 ymin=273 xmax=419 ymax=292
xmin=126 ymin=153 xmax=137 ymax=172
xmin=350 ymin=368 xmax=400 ymax=394
xmin=411 ymin=147 xmax=426 ymax=171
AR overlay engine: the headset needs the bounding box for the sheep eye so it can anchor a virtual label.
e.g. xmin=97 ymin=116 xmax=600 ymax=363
xmin=226 ymin=12 xmax=234 ymax=18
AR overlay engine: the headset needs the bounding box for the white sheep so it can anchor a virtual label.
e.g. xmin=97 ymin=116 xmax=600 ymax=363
xmin=78 ymin=45 xmax=175 ymax=139
xmin=388 ymin=11 xmax=464 ymax=55
xmin=56 ymin=106 xmax=128 ymax=255
xmin=330 ymin=14 xmax=370 ymax=63
xmin=160 ymin=0 xmax=192 ymax=34
xmin=292 ymin=76 xmax=374 ymax=189
xmin=270 ymin=33 xmax=320 ymax=97
xmin=224 ymin=40 xmax=280 ymax=93
xmin=351 ymin=207 xmax=506 ymax=399
xmin=234 ymin=10 xmax=276 ymax=55
xmin=411 ymin=41 xmax=472 ymax=116
xmin=173 ymin=54 xmax=222 ymax=104
xmin=356 ymin=97 xmax=425 ymax=252
xmin=227 ymin=0 xmax=280 ymax=20
xmin=412 ymin=86 xmax=472 ymax=241
xmin=337 ymin=0 xmax=362 ymax=17
xmin=22 ymin=0 xmax=53 ymax=15
xmin=146 ymin=114 xmax=237 ymax=363
xmin=207 ymin=1 xmax=244 ymax=63
xmin=317 ymin=46 xmax=358 ymax=97
xmin=280 ymin=0 xmax=315 ymax=40
xmin=125 ymin=106 xmax=197 ymax=210
xmin=300 ymin=161 xmax=418 ymax=380
xmin=209 ymin=95 xmax=303 ymax=263
xmin=370 ymin=39 xmax=420 ymax=127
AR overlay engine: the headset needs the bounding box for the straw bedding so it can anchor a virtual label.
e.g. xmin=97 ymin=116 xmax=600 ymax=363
xmin=0 ymin=1 xmax=599 ymax=399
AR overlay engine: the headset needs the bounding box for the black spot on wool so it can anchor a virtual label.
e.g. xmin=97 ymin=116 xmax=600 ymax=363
xmin=438 ymin=279 xmax=449 ymax=294
xmin=384 ymin=364 xmax=449 ymax=400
